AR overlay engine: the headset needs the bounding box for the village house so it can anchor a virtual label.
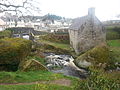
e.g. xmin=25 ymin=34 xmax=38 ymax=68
xmin=10 ymin=27 xmax=35 ymax=40
xmin=69 ymin=8 xmax=106 ymax=54
xmin=0 ymin=18 xmax=7 ymax=31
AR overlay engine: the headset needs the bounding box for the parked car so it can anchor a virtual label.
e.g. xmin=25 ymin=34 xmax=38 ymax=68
xmin=22 ymin=33 xmax=30 ymax=40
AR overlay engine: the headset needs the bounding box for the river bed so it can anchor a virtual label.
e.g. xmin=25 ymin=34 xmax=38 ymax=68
xmin=44 ymin=53 xmax=88 ymax=78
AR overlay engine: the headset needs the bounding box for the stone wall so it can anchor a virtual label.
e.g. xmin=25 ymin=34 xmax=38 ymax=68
xmin=69 ymin=16 xmax=106 ymax=54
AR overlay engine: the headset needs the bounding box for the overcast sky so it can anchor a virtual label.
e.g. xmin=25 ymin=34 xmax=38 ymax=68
xmin=37 ymin=0 xmax=120 ymax=21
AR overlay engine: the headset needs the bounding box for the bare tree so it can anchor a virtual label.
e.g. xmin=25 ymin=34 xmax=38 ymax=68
xmin=0 ymin=0 xmax=40 ymax=26
xmin=0 ymin=0 xmax=40 ymax=13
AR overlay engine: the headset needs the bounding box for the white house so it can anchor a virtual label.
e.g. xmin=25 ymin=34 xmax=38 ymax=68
xmin=0 ymin=19 xmax=7 ymax=31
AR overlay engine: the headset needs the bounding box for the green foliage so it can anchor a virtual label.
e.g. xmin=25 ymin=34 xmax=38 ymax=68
xmin=0 ymin=71 xmax=80 ymax=90
xmin=0 ymin=30 xmax=11 ymax=39
xmin=106 ymin=40 xmax=120 ymax=69
xmin=35 ymin=84 xmax=73 ymax=90
xmin=0 ymin=84 xmax=72 ymax=90
xmin=107 ymin=40 xmax=120 ymax=47
xmin=0 ymin=71 xmax=60 ymax=83
xmin=0 ymin=38 xmax=32 ymax=71
xmin=34 ymin=57 xmax=46 ymax=65
xmin=76 ymin=44 xmax=110 ymax=68
xmin=106 ymin=27 xmax=120 ymax=40
xmin=0 ymin=38 xmax=32 ymax=64
xmin=0 ymin=85 xmax=35 ymax=90
xmin=38 ymin=43 xmax=71 ymax=55
xmin=77 ymin=68 xmax=120 ymax=90
xmin=42 ymin=14 xmax=62 ymax=21
xmin=39 ymin=33 xmax=70 ymax=44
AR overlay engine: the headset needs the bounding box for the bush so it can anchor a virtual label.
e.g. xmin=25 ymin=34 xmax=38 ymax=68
xmin=0 ymin=30 xmax=11 ymax=39
xmin=77 ymin=68 xmax=120 ymax=90
xmin=0 ymin=38 xmax=32 ymax=71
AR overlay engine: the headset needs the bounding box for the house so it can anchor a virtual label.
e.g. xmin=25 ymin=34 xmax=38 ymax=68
xmin=10 ymin=27 xmax=34 ymax=40
xmin=69 ymin=8 xmax=106 ymax=54
xmin=0 ymin=19 xmax=7 ymax=31
xmin=103 ymin=20 xmax=120 ymax=27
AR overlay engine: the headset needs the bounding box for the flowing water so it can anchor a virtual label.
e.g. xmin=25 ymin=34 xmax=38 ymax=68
xmin=44 ymin=53 xmax=88 ymax=78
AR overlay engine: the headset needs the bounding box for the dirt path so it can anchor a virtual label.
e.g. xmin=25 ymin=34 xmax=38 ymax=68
xmin=0 ymin=79 xmax=71 ymax=86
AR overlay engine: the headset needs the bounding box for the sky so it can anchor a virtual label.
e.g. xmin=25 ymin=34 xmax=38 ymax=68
xmin=36 ymin=0 xmax=120 ymax=21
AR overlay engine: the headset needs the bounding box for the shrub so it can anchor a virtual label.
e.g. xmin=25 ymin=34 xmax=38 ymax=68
xmin=77 ymin=68 xmax=120 ymax=90
xmin=0 ymin=30 xmax=11 ymax=39
xmin=0 ymin=38 xmax=32 ymax=71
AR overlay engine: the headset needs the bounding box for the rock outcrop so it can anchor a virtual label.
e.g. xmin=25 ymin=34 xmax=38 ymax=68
xmin=75 ymin=44 xmax=110 ymax=68
xmin=19 ymin=59 xmax=48 ymax=71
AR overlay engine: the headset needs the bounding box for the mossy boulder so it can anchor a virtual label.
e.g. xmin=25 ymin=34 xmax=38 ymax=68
xmin=19 ymin=59 xmax=48 ymax=71
xmin=0 ymin=38 xmax=32 ymax=65
xmin=75 ymin=44 xmax=110 ymax=68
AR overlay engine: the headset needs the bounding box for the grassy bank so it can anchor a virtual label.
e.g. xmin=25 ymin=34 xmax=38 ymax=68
xmin=39 ymin=39 xmax=71 ymax=50
xmin=0 ymin=84 xmax=73 ymax=90
xmin=107 ymin=39 xmax=120 ymax=63
xmin=107 ymin=40 xmax=120 ymax=47
xmin=0 ymin=71 xmax=80 ymax=90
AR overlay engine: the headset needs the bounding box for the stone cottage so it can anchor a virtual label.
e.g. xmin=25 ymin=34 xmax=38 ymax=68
xmin=69 ymin=8 xmax=106 ymax=54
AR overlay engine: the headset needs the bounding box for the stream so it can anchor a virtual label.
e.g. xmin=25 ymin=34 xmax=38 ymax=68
xmin=44 ymin=53 xmax=88 ymax=78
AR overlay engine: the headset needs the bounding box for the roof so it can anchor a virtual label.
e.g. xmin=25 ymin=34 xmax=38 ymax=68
xmin=69 ymin=16 xmax=87 ymax=30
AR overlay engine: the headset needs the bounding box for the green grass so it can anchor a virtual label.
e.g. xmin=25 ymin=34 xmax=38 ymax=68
xmin=0 ymin=71 xmax=80 ymax=90
xmin=106 ymin=26 xmax=120 ymax=40
xmin=38 ymin=39 xmax=77 ymax=57
xmin=0 ymin=84 xmax=74 ymax=90
xmin=0 ymin=85 xmax=35 ymax=90
xmin=27 ymin=56 xmax=46 ymax=65
xmin=0 ymin=71 xmax=64 ymax=83
xmin=107 ymin=39 xmax=120 ymax=63
xmin=77 ymin=68 xmax=120 ymax=90
xmin=107 ymin=40 xmax=120 ymax=47
xmin=39 ymin=39 xmax=71 ymax=50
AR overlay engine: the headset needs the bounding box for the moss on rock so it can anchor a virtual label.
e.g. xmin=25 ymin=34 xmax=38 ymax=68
xmin=0 ymin=38 xmax=32 ymax=71
xmin=19 ymin=59 xmax=48 ymax=71
xmin=75 ymin=44 xmax=110 ymax=68
xmin=0 ymin=38 xmax=32 ymax=65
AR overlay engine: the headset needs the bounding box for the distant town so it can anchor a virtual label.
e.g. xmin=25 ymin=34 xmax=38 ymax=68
xmin=0 ymin=12 xmax=72 ymax=32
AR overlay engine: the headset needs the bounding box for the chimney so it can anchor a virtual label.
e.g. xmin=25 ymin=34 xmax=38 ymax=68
xmin=88 ymin=7 xmax=95 ymax=16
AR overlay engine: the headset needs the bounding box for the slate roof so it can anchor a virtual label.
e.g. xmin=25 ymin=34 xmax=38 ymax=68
xmin=69 ymin=15 xmax=87 ymax=30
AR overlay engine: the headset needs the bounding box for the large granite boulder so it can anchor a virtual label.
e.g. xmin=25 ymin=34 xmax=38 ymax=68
xmin=75 ymin=44 xmax=110 ymax=68
xmin=19 ymin=59 xmax=48 ymax=71
xmin=0 ymin=38 xmax=32 ymax=71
